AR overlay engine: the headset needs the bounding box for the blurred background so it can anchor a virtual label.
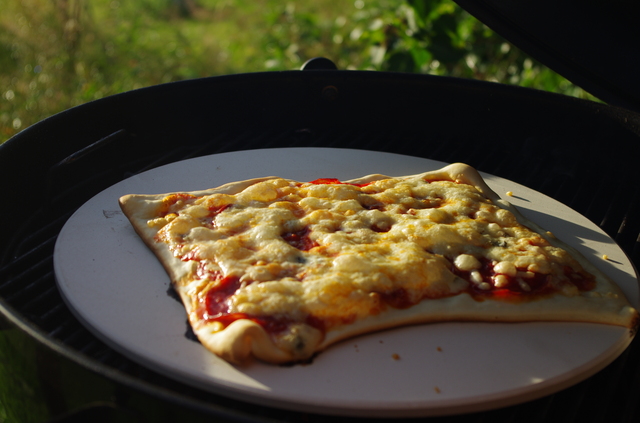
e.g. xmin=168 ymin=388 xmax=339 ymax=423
xmin=0 ymin=0 xmax=596 ymax=144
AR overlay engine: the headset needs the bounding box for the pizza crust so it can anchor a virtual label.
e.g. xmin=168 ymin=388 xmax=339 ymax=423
xmin=119 ymin=163 xmax=639 ymax=365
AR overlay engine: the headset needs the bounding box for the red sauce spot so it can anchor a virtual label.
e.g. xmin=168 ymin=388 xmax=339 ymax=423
xmin=211 ymin=312 xmax=251 ymax=327
xmin=197 ymin=263 xmax=220 ymax=280
xmin=379 ymin=288 xmax=414 ymax=309
xmin=308 ymin=178 xmax=372 ymax=187
xmin=202 ymin=274 xmax=328 ymax=336
xmin=304 ymin=315 xmax=325 ymax=332
xmin=309 ymin=178 xmax=343 ymax=185
xmin=450 ymin=258 xmax=595 ymax=299
xmin=181 ymin=250 xmax=200 ymax=261
xmin=160 ymin=193 xmax=197 ymax=216
xmin=205 ymin=275 xmax=241 ymax=318
xmin=207 ymin=309 xmax=325 ymax=336
xmin=261 ymin=317 xmax=292 ymax=333
xmin=210 ymin=313 xmax=292 ymax=334
xmin=283 ymin=227 xmax=318 ymax=251
xmin=180 ymin=250 xmax=223 ymax=280
xmin=208 ymin=204 xmax=231 ymax=216
xmin=201 ymin=204 xmax=231 ymax=229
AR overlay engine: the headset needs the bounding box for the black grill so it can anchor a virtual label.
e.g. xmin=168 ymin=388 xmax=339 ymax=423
xmin=1 ymin=70 xmax=640 ymax=422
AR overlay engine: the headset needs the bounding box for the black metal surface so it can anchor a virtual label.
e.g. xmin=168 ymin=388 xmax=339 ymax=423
xmin=2 ymin=70 xmax=640 ymax=421
xmin=455 ymin=0 xmax=640 ymax=113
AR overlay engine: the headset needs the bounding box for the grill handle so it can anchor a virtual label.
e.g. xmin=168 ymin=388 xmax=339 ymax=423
xmin=301 ymin=57 xmax=338 ymax=70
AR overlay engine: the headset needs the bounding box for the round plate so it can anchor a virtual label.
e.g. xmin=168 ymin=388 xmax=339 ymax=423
xmin=54 ymin=148 xmax=638 ymax=417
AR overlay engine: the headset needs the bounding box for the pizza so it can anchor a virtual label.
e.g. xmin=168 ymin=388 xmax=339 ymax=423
xmin=118 ymin=163 xmax=639 ymax=365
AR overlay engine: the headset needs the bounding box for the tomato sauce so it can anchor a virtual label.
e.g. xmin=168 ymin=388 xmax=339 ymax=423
xmin=205 ymin=275 xmax=241 ymax=317
xmin=451 ymin=257 xmax=595 ymax=299
xmin=282 ymin=227 xmax=318 ymax=251
xmin=379 ymin=288 xmax=413 ymax=309
xmin=202 ymin=274 xmax=325 ymax=335
xmin=159 ymin=193 xmax=197 ymax=216
xmin=208 ymin=204 xmax=230 ymax=216
xmin=308 ymin=178 xmax=373 ymax=187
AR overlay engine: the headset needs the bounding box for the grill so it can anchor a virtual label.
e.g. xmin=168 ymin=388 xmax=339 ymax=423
xmin=2 ymin=2 xmax=640 ymax=420
xmin=2 ymin=68 xmax=640 ymax=422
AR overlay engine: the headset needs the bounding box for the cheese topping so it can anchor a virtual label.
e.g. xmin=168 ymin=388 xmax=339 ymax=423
xmin=150 ymin=175 xmax=594 ymax=334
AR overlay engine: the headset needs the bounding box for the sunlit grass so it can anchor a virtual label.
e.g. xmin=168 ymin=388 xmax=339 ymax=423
xmin=0 ymin=0 xmax=593 ymax=144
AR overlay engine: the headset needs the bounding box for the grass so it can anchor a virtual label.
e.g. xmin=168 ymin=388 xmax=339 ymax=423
xmin=0 ymin=0 xmax=364 ymax=143
xmin=0 ymin=329 xmax=49 ymax=423
xmin=0 ymin=0 xmax=598 ymax=145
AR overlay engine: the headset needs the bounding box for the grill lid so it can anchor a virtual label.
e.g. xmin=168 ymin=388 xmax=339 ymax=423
xmin=455 ymin=0 xmax=640 ymax=112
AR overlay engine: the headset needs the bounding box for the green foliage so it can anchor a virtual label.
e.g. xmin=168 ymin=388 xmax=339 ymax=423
xmin=0 ymin=0 xmax=595 ymax=144
xmin=0 ymin=329 xmax=49 ymax=423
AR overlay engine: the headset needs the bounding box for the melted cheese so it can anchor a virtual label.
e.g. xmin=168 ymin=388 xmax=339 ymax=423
xmin=150 ymin=176 xmax=586 ymax=332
